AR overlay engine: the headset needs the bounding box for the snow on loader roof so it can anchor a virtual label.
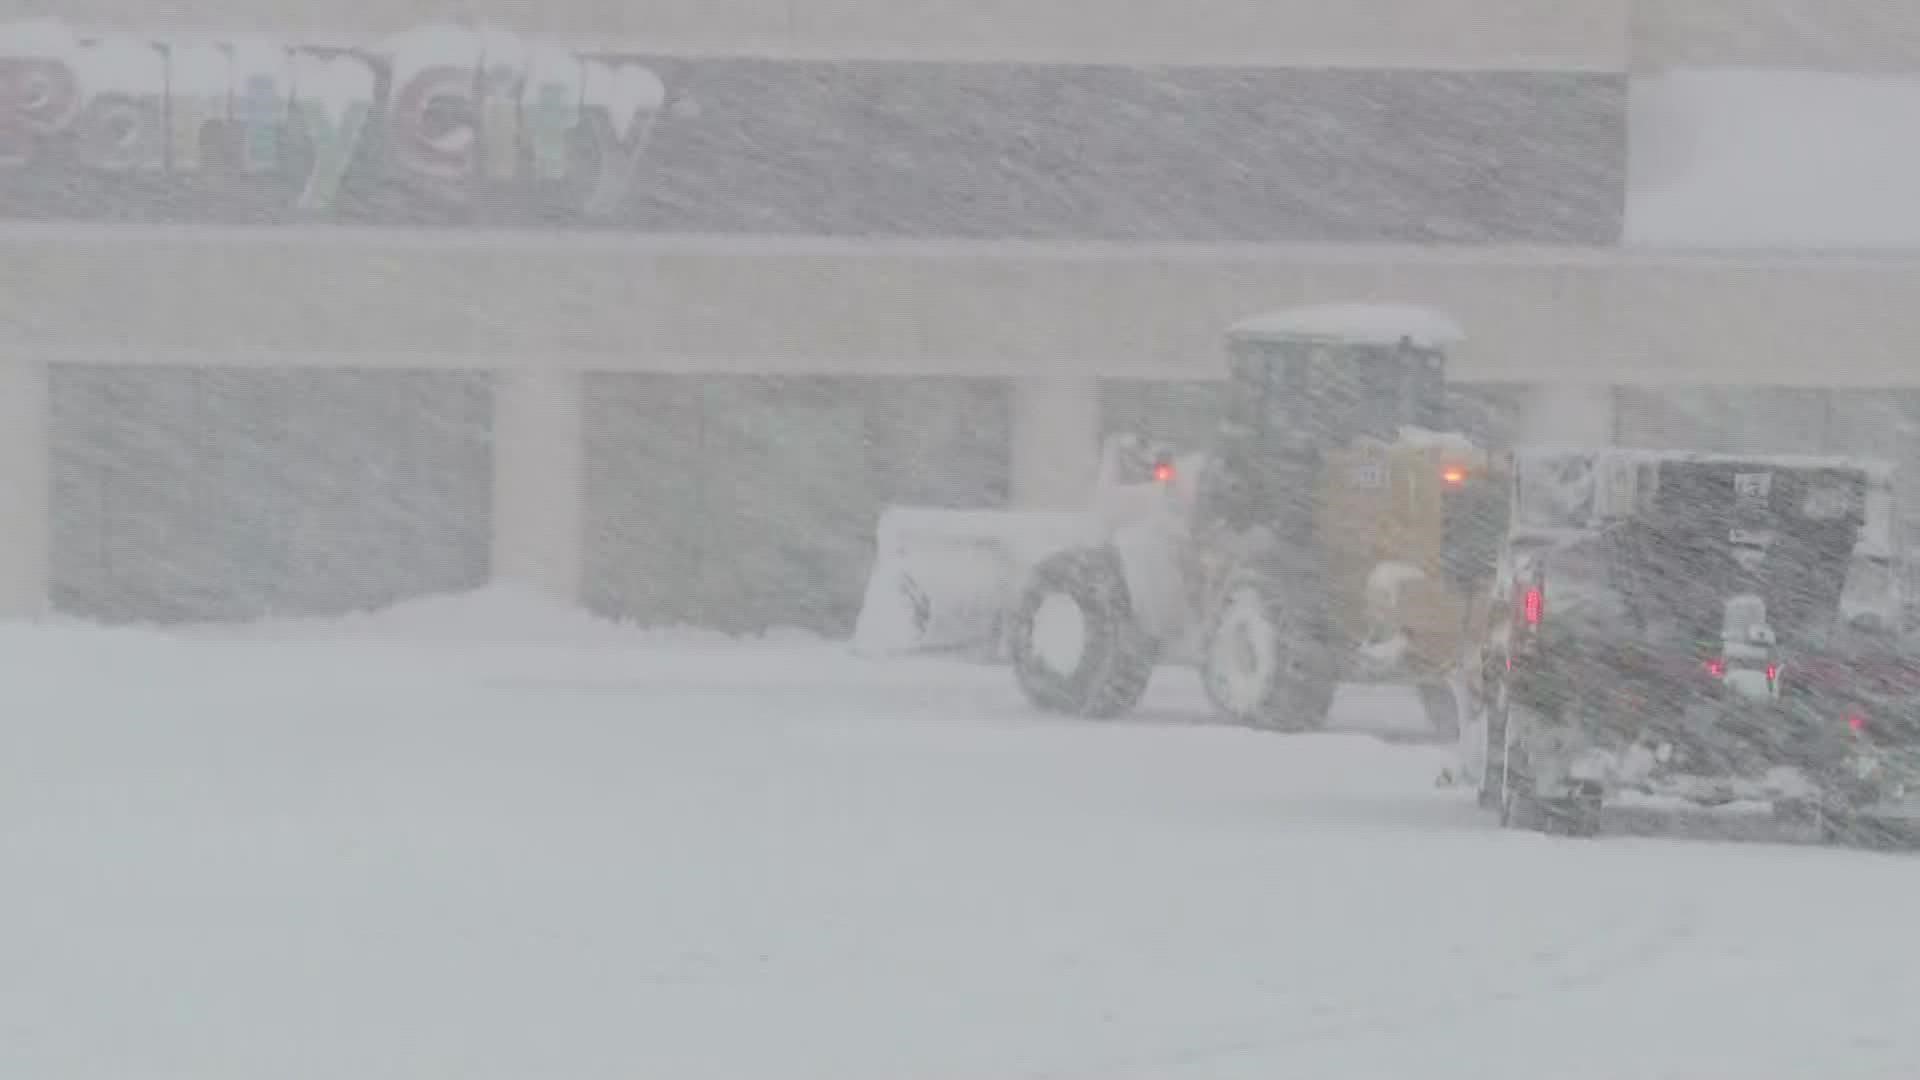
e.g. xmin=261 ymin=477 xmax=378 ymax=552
xmin=1226 ymin=304 xmax=1465 ymax=350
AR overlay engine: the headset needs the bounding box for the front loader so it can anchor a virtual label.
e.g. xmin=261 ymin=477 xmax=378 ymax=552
xmin=854 ymin=303 xmax=1510 ymax=733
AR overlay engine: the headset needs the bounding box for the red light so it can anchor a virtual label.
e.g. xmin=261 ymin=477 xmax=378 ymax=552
xmin=1706 ymin=658 xmax=1726 ymax=678
xmin=1848 ymin=712 xmax=1868 ymax=733
xmin=1522 ymin=587 xmax=1542 ymax=626
xmin=1441 ymin=465 xmax=1467 ymax=487
xmin=1766 ymin=663 xmax=1778 ymax=682
xmin=1151 ymin=461 xmax=1175 ymax=483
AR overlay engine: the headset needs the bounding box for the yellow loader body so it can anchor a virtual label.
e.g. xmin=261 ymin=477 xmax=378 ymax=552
xmin=1315 ymin=442 xmax=1504 ymax=683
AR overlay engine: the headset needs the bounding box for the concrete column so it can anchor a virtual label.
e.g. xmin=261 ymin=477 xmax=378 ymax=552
xmin=1520 ymin=384 xmax=1616 ymax=447
xmin=1011 ymin=377 xmax=1101 ymax=508
xmin=491 ymin=369 xmax=585 ymax=601
xmin=0 ymin=357 xmax=49 ymax=618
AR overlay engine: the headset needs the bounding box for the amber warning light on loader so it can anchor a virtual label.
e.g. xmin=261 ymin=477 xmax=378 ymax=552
xmin=1441 ymin=465 xmax=1468 ymax=487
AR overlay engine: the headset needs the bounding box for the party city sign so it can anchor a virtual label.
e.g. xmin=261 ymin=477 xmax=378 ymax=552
xmin=0 ymin=21 xmax=672 ymax=216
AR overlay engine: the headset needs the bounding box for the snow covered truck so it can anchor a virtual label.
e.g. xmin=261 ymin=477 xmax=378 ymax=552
xmin=854 ymin=304 xmax=1509 ymax=732
xmin=1463 ymin=447 xmax=1920 ymax=839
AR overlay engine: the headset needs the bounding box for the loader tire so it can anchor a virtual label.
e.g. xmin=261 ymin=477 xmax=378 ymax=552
xmin=1200 ymin=571 xmax=1336 ymax=731
xmin=1010 ymin=547 xmax=1157 ymax=719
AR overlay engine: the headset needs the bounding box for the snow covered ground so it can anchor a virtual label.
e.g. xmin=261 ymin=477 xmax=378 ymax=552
xmin=5 ymin=588 xmax=1919 ymax=1078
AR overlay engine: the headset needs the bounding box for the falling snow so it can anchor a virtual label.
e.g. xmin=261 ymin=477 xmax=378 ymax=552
xmin=4 ymin=5 xmax=1920 ymax=1078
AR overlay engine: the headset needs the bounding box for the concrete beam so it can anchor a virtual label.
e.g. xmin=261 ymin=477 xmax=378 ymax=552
xmin=1521 ymin=385 xmax=1616 ymax=446
xmin=5 ymin=225 xmax=1920 ymax=388
xmin=1633 ymin=0 xmax=1920 ymax=74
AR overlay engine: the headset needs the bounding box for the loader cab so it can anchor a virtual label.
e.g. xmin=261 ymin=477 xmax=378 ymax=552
xmin=1220 ymin=306 xmax=1454 ymax=450
xmin=1206 ymin=305 xmax=1465 ymax=537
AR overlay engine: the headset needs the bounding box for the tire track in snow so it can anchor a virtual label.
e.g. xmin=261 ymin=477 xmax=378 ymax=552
xmin=1051 ymin=900 xmax=1705 ymax=1079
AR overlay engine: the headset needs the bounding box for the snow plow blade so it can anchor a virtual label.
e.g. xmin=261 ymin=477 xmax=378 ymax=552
xmin=851 ymin=506 xmax=1107 ymax=658
xmin=1595 ymin=797 xmax=1920 ymax=850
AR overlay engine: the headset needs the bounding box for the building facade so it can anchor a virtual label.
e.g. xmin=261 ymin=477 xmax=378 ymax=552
xmin=3 ymin=0 xmax=1918 ymax=631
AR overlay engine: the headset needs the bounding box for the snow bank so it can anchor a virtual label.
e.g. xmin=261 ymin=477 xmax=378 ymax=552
xmin=1628 ymin=69 xmax=1920 ymax=250
xmin=249 ymin=583 xmax=642 ymax=645
xmin=39 ymin=584 xmax=828 ymax=650
xmin=1227 ymin=304 xmax=1465 ymax=349
xmin=306 ymin=585 xmax=827 ymax=648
